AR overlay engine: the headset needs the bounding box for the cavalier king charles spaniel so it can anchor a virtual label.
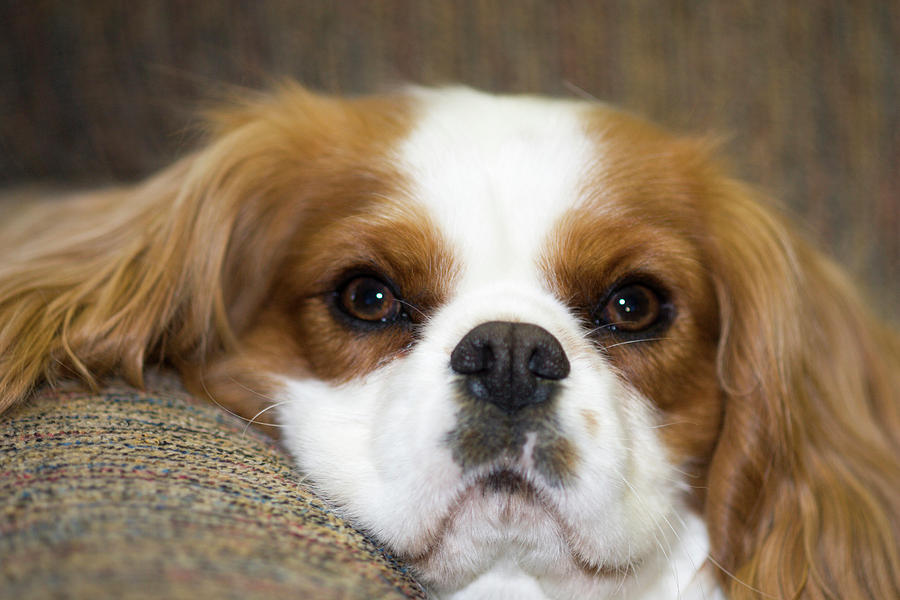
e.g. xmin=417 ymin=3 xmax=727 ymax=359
xmin=1 ymin=85 xmax=898 ymax=600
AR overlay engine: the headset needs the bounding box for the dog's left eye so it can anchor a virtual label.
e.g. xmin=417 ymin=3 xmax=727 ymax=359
xmin=338 ymin=276 xmax=402 ymax=323
xmin=594 ymin=283 xmax=666 ymax=334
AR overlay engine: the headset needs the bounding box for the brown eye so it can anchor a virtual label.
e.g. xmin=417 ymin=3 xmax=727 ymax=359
xmin=596 ymin=284 xmax=662 ymax=333
xmin=338 ymin=276 xmax=401 ymax=323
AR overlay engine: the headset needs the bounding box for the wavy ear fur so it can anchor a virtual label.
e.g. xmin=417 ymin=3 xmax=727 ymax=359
xmin=0 ymin=150 xmax=283 ymax=411
xmin=703 ymin=181 xmax=900 ymax=598
xmin=0 ymin=85 xmax=404 ymax=412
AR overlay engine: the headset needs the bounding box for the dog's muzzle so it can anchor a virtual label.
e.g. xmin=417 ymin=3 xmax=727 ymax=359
xmin=444 ymin=321 xmax=577 ymax=485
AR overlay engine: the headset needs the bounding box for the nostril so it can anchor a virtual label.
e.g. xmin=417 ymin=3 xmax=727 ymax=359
xmin=527 ymin=343 xmax=570 ymax=380
xmin=450 ymin=337 xmax=495 ymax=375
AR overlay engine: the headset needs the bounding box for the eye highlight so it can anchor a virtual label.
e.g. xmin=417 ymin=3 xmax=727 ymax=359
xmin=338 ymin=276 xmax=402 ymax=324
xmin=594 ymin=283 xmax=665 ymax=334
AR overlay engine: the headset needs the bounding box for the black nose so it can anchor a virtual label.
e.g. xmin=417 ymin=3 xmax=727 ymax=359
xmin=450 ymin=321 xmax=570 ymax=414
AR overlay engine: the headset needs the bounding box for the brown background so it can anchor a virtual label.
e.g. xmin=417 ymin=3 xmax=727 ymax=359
xmin=1 ymin=1 xmax=897 ymax=315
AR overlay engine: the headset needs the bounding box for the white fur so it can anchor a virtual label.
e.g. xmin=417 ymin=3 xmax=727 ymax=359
xmin=277 ymin=89 xmax=721 ymax=599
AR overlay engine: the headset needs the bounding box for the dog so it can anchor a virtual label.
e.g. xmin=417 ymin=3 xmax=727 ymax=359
xmin=1 ymin=85 xmax=897 ymax=599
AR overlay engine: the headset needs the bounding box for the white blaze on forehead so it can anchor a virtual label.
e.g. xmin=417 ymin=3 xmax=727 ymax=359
xmin=398 ymin=88 xmax=594 ymax=290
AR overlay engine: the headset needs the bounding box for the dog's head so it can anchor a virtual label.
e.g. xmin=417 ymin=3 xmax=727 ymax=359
xmin=261 ymin=88 xmax=726 ymax=597
xmin=2 ymin=85 xmax=898 ymax=599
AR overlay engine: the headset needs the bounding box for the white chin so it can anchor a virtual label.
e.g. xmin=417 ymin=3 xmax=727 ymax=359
xmin=404 ymin=468 xmax=630 ymax=594
xmin=417 ymin=495 xmax=713 ymax=600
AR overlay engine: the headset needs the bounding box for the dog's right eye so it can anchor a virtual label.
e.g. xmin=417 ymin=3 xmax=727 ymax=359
xmin=337 ymin=276 xmax=402 ymax=324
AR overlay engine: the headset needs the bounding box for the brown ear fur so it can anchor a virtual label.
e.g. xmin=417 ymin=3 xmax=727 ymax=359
xmin=0 ymin=84 xmax=408 ymax=412
xmin=703 ymin=181 xmax=900 ymax=598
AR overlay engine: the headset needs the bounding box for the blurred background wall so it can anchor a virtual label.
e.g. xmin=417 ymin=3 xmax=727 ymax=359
xmin=1 ymin=1 xmax=897 ymax=314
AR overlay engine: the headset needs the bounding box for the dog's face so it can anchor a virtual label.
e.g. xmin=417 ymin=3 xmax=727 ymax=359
xmin=239 ymin=88 xmax=725 ymax=597
xmin=4 ymin=85 xmax=896 ymax=600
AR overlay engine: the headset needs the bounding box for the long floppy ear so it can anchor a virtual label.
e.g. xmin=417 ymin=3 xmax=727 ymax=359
xmin=0 ymin=137 xmax=278 ymax=411
xmin=702 ymin=181 xmax=900 ymax=598
xmin=0 ymin=85 xmax=403 ymax=413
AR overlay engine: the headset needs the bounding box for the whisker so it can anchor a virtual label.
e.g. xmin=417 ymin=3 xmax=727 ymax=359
xmin=580 ymin=320 xmax=673 ymax=349
xmin=666 ymin=497 xmax=769 ymax=596
xmin=615 ymin=470 xmax=678 ymax=550
xmin=703 ymin=555 xmax=778 ymax=599
xmin=582 ymin=322 xmax=619 ymax=337
xmin=668 ymin=465 xmax=703 ymax=480
xmin=397 ymin=298 xmax=430 ymax=323
xmin=648 ymin=419 xmax=694 ymax=430
xmin=227 ymin=375 xmax=277 ymax=402
xmin=242 ymin=400 xmax=291 ymax=436
xmin=603 ymin=337 xmax=671 ymax=350
xmin=618 ymin=472 xmax=773 ymax=599
xmin=197 ymin=373 xmax=286 ymax=430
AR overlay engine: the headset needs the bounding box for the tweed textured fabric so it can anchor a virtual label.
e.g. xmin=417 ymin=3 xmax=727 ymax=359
xmin=0 ymin=372 xmax=426 ymax=599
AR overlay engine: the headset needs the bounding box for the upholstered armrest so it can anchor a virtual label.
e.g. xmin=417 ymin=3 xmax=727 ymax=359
xmin=0 ymin=372 xmax=425 ymax=599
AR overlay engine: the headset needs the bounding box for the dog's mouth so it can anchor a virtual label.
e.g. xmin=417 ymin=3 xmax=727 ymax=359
xmin=404 ymin=464 xmax=634 ymax=585
xmin=428 ymin=436 xmax=568 ymax=540
xmin=399 ymin=428 xmax=593 ymax=574
xmin=448 ymin=462 xmax=561 ymax=532
xmin=478 ymin=469 xmax=534 ymax=496
xmin=399 ymin=465 xmax=554 ymax=563
xmin=477 ymin=468 xmax=538 ymax=498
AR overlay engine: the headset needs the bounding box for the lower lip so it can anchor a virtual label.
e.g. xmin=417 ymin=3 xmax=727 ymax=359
xmin=480 ymin=469 xmax=533 ymax=495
